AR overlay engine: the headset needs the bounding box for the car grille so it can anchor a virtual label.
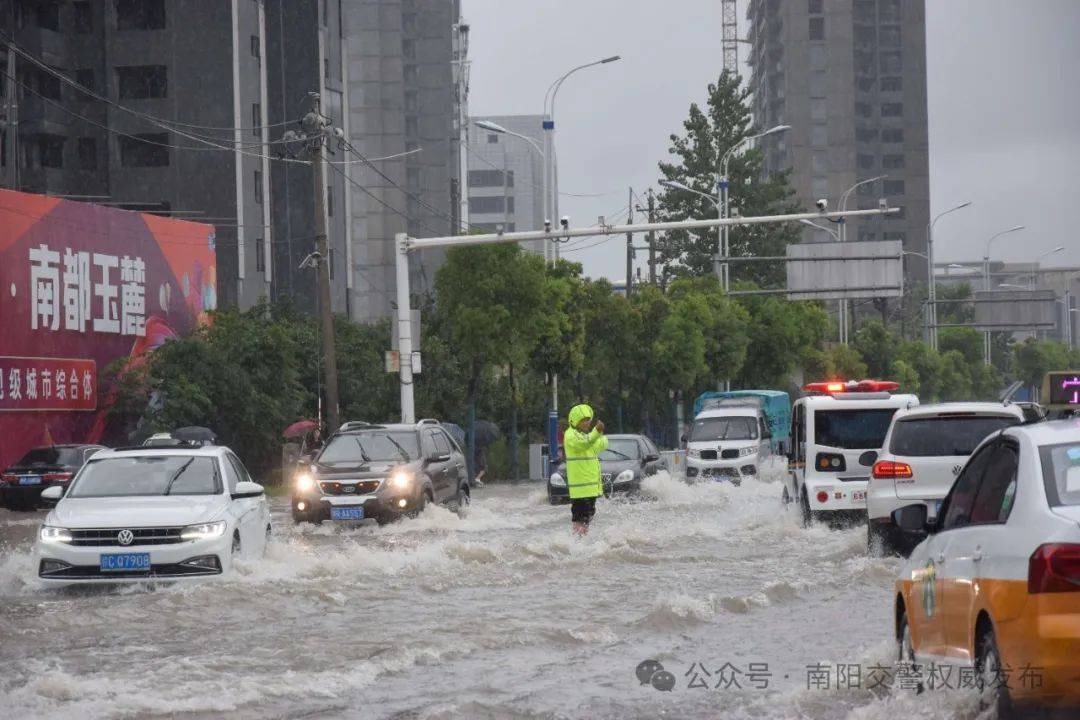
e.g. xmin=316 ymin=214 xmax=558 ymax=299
xmin=69 ymin=528 xmax=184 ymax=546
xmin=703 ymin=467 xmax=739 ymax=479
xmin=698 ymin=450 xmax=718 ymax=460
xmin=40 ymin=561 xmax=221 ymax=579
xmin=320 ymin=480 xmax=381 ymax=496
xmin=721 ymin=449 xmax=741 ymax=459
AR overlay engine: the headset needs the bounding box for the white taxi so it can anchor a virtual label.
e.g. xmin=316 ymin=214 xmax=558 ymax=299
xmin=892 ymin=420 xmax=1080 ymax=714
xmin=866 ymin=402 xmax=1025 ymax=555
xmin=35 ymin=444 xmax=270 ymax=584
xmin=784 ymin=380 xmax=918 ymax=526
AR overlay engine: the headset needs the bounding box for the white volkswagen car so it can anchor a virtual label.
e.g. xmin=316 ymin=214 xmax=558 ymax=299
xmin=865 ymin=402 xmax=1026 ymax=555
xmin=35 ymin=445 xmax=270 ymax=584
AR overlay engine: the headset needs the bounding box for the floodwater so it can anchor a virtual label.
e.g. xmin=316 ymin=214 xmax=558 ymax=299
xmin=0 ymin=463 xmax=989 ymax=719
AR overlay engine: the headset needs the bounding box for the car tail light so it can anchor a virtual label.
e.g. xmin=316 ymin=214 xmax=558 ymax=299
xmin=816 ymin=491 xmax=829 ymax=504
xmin=1029 ymin=543 xmax=1080 ymax=594
xmin=1 ymin=474 xmax=18 ymax=484
xmin=43 ymin=472 xmax=73 ymax=482
xmin=872 ymin=461 xmax=913 ymax=480
xmin=815 ymin=453 xmax=846 ymax=472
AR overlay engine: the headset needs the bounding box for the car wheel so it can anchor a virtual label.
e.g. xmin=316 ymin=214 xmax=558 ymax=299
xmin=407 ymin=490 xmax=431 ymax=519
xmin=868 ymin=523 xmax=896 ymax=557
xmin=976 ymin=625 xmax=1015 ymax=718
xmin=231 ymin=532 xmax=241 ymax=556
xmin=781 ymin=485 xmax=791 ymax=505
xmin=896 ymin=606 xmax=925 ymax=693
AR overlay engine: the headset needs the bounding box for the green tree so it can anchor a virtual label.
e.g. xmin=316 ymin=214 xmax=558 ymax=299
xmin=656 ymin=71 xmax=800 ymax=287
xmin=825 ymin=344 xmax=868 ymax=379
xmin=853 ymin=319 xmax=900 ymax=377
xmin=1012 ymin=339 xmax=1073 ymax=391
xmin=736 ymin=294 xmax=828 ymax=388
xmin=938 ymin=350 xmax=974 ymax=401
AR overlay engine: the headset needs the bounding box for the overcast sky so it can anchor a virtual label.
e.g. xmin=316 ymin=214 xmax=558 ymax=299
xmin=463 ymin=0 xmax=1080 ymax=282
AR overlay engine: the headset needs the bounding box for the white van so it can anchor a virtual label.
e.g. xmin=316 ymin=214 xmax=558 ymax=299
xmin=784 ymin=380 xmax=918 ymax=526
xmin=685 ymin=400 xmax=772 ymax=485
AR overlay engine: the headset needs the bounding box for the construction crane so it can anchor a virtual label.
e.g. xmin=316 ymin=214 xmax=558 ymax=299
xmin=721 ymin=0 xmax=739 ymax=74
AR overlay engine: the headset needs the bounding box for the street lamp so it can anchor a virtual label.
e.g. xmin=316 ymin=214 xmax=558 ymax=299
xmin=799 ymin=218 xmax=840 ymax=241
xmin=718 ymin=124 xmax=790 ymax=291
xmin=542 ymin=55 xmax=622 ymax=264
xmin=926 ymin=201 xmax=972 ymax=349
xmin=982 ymin=225 xmax=1025 ymax=364
xmin=1031 ymin=246 xmax=1065 ymax=288
xmin=835 ymin=175 xmax=887 ymax=344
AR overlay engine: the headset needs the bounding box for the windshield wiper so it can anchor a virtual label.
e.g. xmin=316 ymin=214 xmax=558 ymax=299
xmin=605 ymin=449 xmax=631 ymax=460
xmin=352 ymin=438 xmax=372 ymax=463
xmin=383 ymin=435 xmax=410 ymax=461
xmin=162 ymin=458 xmax=195 ymax=496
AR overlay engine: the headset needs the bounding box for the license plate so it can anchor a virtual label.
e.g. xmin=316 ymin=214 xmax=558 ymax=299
xmin=99 ymin=553 xmax=151 ymax=572
xmin=330 ymin=506 xmax=364 ymax=521
xmin=19 ymin=475 xmax=41 ymax=485
xmin=852 ymin=490 xmax=867 ymax=502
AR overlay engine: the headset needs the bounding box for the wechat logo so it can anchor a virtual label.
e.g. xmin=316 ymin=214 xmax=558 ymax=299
xmin=637 ymin=659 xmax=676 ymax=692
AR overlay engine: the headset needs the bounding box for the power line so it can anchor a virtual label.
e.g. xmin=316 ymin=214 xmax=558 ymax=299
xmin=324 ymin=160 xmax=445 ymax=238
xmin=465 ymin=144 xmax=616 ymax=198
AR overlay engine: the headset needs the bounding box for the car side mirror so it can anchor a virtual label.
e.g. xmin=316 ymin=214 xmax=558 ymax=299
xmin=858 ymin=450 xmax=878 ymax=467
xmin=891 ymin=504 xmax=930 ymax=533
xmin=427 ymin=452 xmax=451 ymax=464
xmin=680 ymin=434 xmax=687 ymax=444
xmin=644 ymin=453 xmax=660 ymax=463
xmin=41 ymin=485 xmax=64 ymax=501
xmin=232 ymin=481 xmax=264 ymax=499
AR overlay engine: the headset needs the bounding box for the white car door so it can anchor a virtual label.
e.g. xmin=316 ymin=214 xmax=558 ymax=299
xmin=225 ymin=453 xmax=262 ymax=553
xmin=230 ymin=454 xmax=269 ymax=553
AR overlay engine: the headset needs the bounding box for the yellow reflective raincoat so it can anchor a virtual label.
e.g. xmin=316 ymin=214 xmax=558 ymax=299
xmin=564 ymin=404 xmax=608 ymax=499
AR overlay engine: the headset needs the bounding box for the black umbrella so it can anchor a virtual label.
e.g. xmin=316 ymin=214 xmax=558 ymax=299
xmin=172 ymin=426 xmax=217 ymax=446
xmin=473 ymin=420 xmax=500 ymax=447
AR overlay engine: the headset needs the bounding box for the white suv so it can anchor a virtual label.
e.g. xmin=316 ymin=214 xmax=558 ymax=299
xmin=865 ymin=402 xmax=1025 ymax=555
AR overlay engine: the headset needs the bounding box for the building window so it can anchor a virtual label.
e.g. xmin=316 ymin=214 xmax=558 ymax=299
xmin=120 ymin=134 xmax=170 ymax=166
xmin=879 ymin=0 xmax=901 ymax=23
xmin=403 ymin=65 xmax=418 ymax=83
xmin=406 ymin=167 xmax=421 ymax=188
xmin=75 ymin=68 xmax=95 ymax=93
xmin=858 ymin=230 xmax=878 ymax=242
xmin=880 ymin=26 xmax=901 ymax=47
xmin=255 ymin=238 xmax=265 ymax=272
xmin=808 ymin=0 xmax=823 ymax=13
xmin=883 ymin=179 xmax=905 ymax=196
xmin=883 ymin=154 xmax=905 ymax=170
xmin=882 ymin=128 xmax=904 ymax=143
xmin=469 ymin=169 xmax=516 ymax=187
xmin=402 ymin=39 xmax=416 ymax=60
xmin=77 ymin=137 xmax=97 ymax=170
xmin=855 ymin=127 xmax=878 ymax=142
xmin=405 ymin=115 xmax=418 ymax=137
xmin=252 ymin=103 xmax=261 ymax=137
xmin=35 ymin=1 xmax=60 ymax=31
xmin=251 ymin=35 xmax=260 ymax=60
xmin=810 ymin=98 xmax=827 ymax=122
xmin=811 ymin=153 xmax=827 ymax=173
xmin=881 ymin=102 xmax=903 ymax=117
xmin=809 ymin=45 xmax=827 ymax=71
xmin=880 ymin=51 xmax=902 ymax=74
xmin=854 ymin=50 xmax=876 ymax=77
xmin=808 ymin=17 xmax=824 ymax=41
xmin=855 ymin=25 xmax=876 ymax=46
xmin=115 ymin=0 xmax=166 ymax=30
xmin=402 ymin=12 xmax=417 ymax=34
xmin=324 ymin=57 xmax=330 ymax=81
xmin=812 ymin=176 xmax=828 ymax=199
xmin=73 ymin=1 xmax=92 ymax=33
xmin=254 ymin=171 xmax=263 ymax=204
xmin=809 ymin=72 xmax=826 ymax=98
xmin=857 ymin=153 xmax=876 ymax=170
xmin=883 ymin=232 xmax=907 ymax=242
xmin=881 ymin=76 xmax=902 ymax=92
xmin=116 ymin=65 xmax=168 ymax=99
xmin=486 ymin=134 xmax=498 ymax=144
xmin=38 ymin=135 xmax=64 ymax=168
xmin=38 ymin=69 xmax=62 ymax=100
xmin=855 ymin=102 xmax=872 ymax=118
xmin=469 ymin=196 xmax=506 ymax=214
xmin=405 ymin=90 xmax=419 ymax=113
xmin=810 ymin=126 xmax=827 ymax=147
xmin=856 ymin=77 xmax=875 ymax=92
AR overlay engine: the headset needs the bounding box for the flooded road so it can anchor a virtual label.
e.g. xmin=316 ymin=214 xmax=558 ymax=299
xmin=0 ymin=468 xmax=988 ymax=719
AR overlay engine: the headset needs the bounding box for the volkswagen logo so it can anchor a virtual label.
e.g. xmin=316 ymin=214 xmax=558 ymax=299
xmin=117 ymin=529 xmax=134 ymax=546
xmin=952 ymin=465 xmax=963 ymax=477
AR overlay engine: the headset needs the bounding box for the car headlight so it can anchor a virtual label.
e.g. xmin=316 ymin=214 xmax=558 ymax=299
xmin=295 ymin=472 xmax=316 ymax=492
xmin=389 ymin=471 xmax=413 ymax=490
xmin=181 ymin=520 xmax=228 ymax=541
xmin=40 ymin=526 xmax=72 ymax=544
xmin=740 ymin=446 xmax=757 ymax=458
xmin=616 ymin=469 xmax=635 ymax=483
xmin=687 ymin=448 xmax=701 ymax=459
xmin=549 ymin=472 xmax=566 ymax=487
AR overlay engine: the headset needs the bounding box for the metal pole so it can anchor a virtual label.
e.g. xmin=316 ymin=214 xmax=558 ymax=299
xmin=983 ymin=253 xmax=992 ymax=365
xmin=625 ymin=187 xmax=633 ymax=296
xmin=311 ymin=95 xmax=340 ymax=433
xmin=542 ymin=119 xmax=551 ymax=262
xmin=718 ymin=168 xmax=729 ymax=290
xmin=647 ymin=189 xmax=657 ymax=284
xmin=395 ymin=232 xmax=415 ymax=423
xmin=4 ymin=43 xmax=16 ymax=189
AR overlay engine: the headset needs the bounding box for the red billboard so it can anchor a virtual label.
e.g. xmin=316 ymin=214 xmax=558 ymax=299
xmin=0 ymin=189 xmax=216 ymax=469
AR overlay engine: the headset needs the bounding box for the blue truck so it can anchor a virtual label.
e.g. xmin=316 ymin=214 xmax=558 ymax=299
xmin=692 ymin=390 xmax=792 ymax=455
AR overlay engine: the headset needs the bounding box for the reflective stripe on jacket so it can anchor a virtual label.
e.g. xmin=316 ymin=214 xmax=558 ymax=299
xmin=564 ymin=427 xmax=608 ymax=499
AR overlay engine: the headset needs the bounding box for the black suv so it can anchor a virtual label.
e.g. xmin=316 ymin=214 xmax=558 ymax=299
xmin=1 ymin=444 xmax=107 ymax=511
xmin=547 ymin=434 xmax=664 ymax=504
xmin=291 ymin=420 xmax=469 ymax=524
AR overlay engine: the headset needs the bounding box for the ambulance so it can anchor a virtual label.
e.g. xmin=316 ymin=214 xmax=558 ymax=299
xmin=892 ymin=420 xmax=1080 ymax=714
xmin=784 ymin=379 xmax=918 ymax=526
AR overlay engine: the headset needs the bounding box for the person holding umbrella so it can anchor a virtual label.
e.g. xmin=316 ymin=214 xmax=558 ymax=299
xmin=564 ymin=403 xmax=608 ymax=536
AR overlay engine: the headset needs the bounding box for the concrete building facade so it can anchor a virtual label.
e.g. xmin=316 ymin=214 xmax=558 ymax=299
xmin=746 ymin=0 xmax=931 ymax=286
xmin=467 ymin=114 xmax=545 ymax=250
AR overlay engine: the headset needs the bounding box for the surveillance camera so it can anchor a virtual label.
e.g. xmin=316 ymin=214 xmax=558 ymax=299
xmin=878 ymin=197 xmax=888 ymax=210
xmin=544 ymin=219 xmax=552 ymax=233
xmin=560 ymin=216 xmax=570 ymax=229
xmin=816 ymin=198 xmax=828 ymax=212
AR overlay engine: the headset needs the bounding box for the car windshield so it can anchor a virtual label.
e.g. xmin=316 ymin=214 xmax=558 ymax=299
xmin=318 ymin=431 xmax=418 ymax=464
xmin=599 ymin=439 xmax=640 ymax=461
xmin=15 ymin=447 xmax=86 ymax=467
xmin=689 ymin=416 xmax=758 ymax=441
xmin=68 ymin=456 xmax=221 ymax=497
xmin=814 ymin=409 xmax=897 ymax=450
xmin=1040 ymin=442 xmax=1080 ymax=507
xmin=890 ymin=415 xmax=1019 ymax=457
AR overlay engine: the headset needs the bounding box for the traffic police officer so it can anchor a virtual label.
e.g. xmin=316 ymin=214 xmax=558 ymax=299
xmin=564 ymin=403 xmax=608 ymax=535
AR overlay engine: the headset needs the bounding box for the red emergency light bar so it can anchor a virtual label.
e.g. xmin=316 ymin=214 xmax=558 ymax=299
xmin=803 ymin=379 xmax=900 ymax=395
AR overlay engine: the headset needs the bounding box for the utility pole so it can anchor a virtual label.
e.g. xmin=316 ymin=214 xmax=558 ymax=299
xmin=305 ymin=93 xmax=340 ymax=432
xmin=625 ymin=187 xmax=634 ymax=296
xmin=647 ymin=189 xmax=657 ymax=284
xmin=4 ymin=43 xmax=17 ymax=189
